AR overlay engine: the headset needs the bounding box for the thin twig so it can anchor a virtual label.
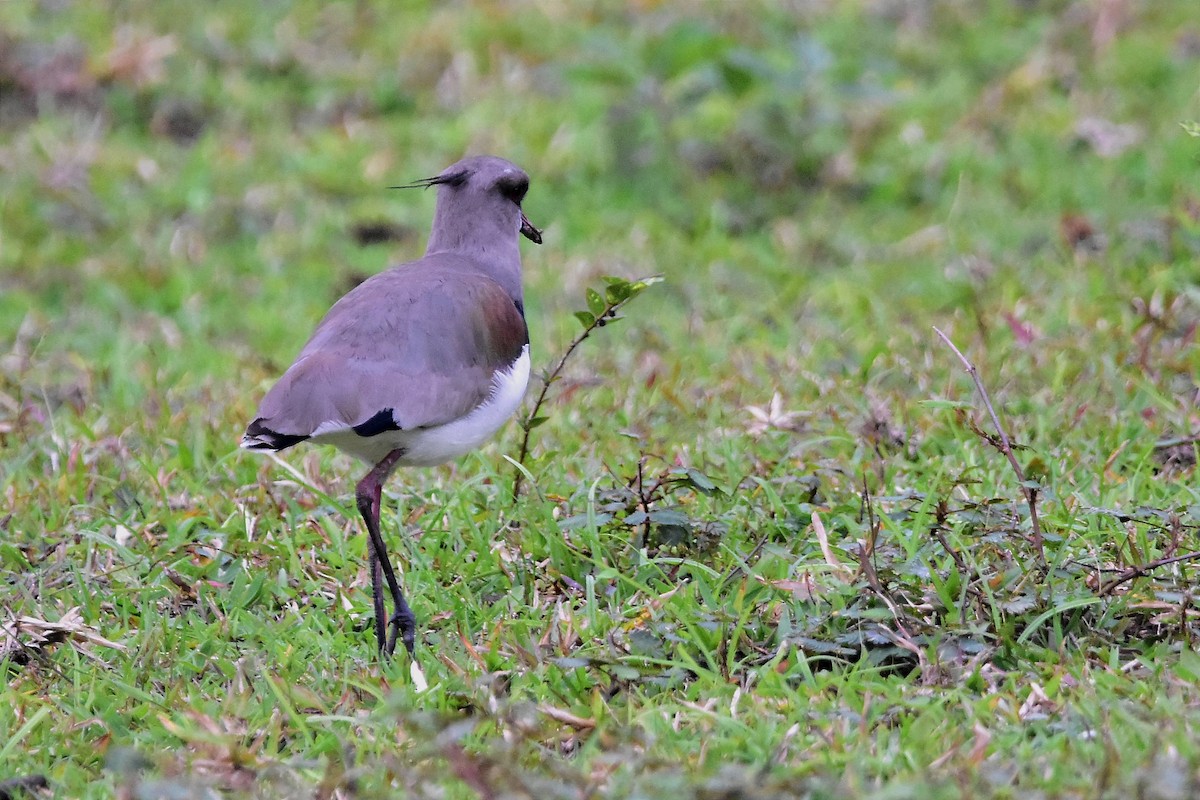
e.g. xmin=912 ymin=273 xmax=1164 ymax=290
xmin=510 ymin=315 xmax=609 ymax=501
xmin=1099 ymin=550 xmax=1200 ymax=596
xmin=634 ymin=455 xmax=651 ymax=546
xmin=933 ymin=327 xmax=1045 ymax=566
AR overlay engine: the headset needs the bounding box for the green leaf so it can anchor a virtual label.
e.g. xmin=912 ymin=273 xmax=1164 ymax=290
xmin=0 ymin=542 xmax=30 ymax=570
xmin=553 ymin=657 xmax=592 ymax=669
xmin=573 ymin=310 xmax=596 ymax=328
xmin=684 ymin=468 xmax=720 ymax=495
xmin=586 ymin=287 xmax=606 ymax=317
xmin=603 ymin=278 xmax=632 ymax=304
xmin=601 ymin=275 xmax=661 ymax=305
xmin=610 ymin=665 xmax=642 ymax=681
xmin=1000 ymin=594 xmax=1038 ymax=614
xmin=648 ymin=509 xmax=691 ymax=527
xmin=558 ymin=513 xmax=614 ymax=530
xmin=527 ymin=416 xmax=548 ymax=429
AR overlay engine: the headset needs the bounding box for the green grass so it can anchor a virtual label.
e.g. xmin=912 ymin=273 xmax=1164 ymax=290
xmin=3 ymin=0 xmax=1200 ymax=797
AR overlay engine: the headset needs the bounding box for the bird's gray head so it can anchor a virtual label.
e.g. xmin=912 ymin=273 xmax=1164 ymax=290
xmin=398 ymin=156 xmax=543 ymax=257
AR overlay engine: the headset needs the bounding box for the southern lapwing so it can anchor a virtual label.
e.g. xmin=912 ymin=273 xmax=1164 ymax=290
xmin=242 ymin=155 xmax=542 ymax=657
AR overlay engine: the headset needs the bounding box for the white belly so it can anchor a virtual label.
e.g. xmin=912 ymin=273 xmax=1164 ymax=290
xmin=312 ymin=345 xmax=530 ymax=467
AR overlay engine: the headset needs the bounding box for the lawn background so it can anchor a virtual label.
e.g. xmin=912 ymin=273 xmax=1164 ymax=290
xmin=3 ymin=1 xmax=1200 ymax=797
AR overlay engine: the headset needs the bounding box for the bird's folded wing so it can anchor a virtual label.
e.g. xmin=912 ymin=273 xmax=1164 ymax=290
xmin=248 ymin=265 xmax=527 ymax=439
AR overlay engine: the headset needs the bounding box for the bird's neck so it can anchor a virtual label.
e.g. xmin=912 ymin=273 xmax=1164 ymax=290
xmin=426 ymin=216 xmax=524 ymax=303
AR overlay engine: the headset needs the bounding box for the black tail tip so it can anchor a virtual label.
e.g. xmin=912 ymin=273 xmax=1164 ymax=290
xmin=242 ymin=419 xmax=309 ymax=451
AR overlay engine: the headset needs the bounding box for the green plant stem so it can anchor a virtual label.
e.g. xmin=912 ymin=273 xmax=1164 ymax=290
xmin=511 ymin=298 xmax=630 ymax=502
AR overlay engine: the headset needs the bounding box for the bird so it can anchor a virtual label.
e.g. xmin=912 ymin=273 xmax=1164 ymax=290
xmin=241 ymin=155 xmax=542 ymax=657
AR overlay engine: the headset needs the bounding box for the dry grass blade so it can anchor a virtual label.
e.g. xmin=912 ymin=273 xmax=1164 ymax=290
xmin=1 ymin=607 xmax=126 ymax=671
xmin=811 ymin=512 xmax=853 ymax=580
xmin=538 ymin=704 xmax=597 ymax=730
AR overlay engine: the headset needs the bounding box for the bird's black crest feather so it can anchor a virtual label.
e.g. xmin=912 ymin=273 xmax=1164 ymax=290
xmin=390 ymin=169 xmax=469 ymax=191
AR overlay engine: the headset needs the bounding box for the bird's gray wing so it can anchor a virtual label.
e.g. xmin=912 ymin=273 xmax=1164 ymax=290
xmin=245 ymin=262 xmax=527 ymax=444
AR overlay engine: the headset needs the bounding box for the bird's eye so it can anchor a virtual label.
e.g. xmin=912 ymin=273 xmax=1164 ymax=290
xmin=495 ymin=174 xmax=529 ymax=205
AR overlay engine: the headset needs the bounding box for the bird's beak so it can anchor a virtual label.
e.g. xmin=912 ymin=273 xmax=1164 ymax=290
xmin=520 ymin=211 xmax=543 ymax=245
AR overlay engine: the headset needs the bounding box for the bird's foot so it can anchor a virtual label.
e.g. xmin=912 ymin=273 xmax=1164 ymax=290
xmin=385 ymin=606 xmax=417 ymax=657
